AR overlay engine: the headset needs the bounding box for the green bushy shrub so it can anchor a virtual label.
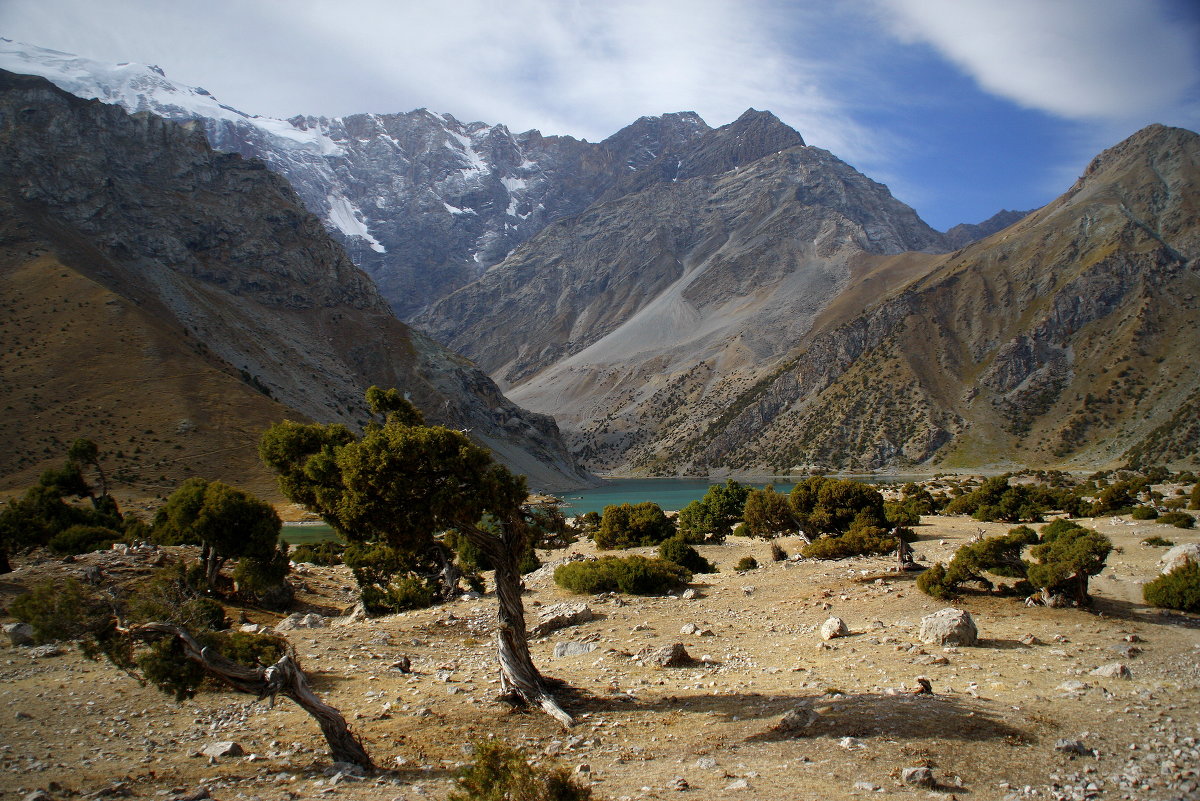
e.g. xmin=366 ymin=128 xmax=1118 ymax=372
xmin=1131 ymin=506 xmax=1159 ymax=520
xmin=770 ymin=542 xmax=788 ymax=561
xmin=9 ymin=579 xmax=111 ymax=644
xmin=1142 ymin=563 xmax=1200 ymax=613
xmin=1158 ymin=511 xmax=1195 ymax=529
xmin=1141 ymin=536 xmax=1174 ymax=547
xmin=48 ymin=524 xmax=123 ymax=556
xmin=289 ymin=540 xmax=346 ymax=565
xmin=594 ymin=502 xmax=676 ymax=549
xmin=554 ymin=556 xmax=691 ymax=595
xmin=1190 ymin=484 xmax=1199 ymax=510
xmin=180 ymin=597 xmax=227 ymax=631
xmin=657 ymin=536 xmax=717 ymax=574
xmin=800 ymin=524 xmax=901 ymax=560
xmin=449 ymin=740 xmax=592 ymax=801
xmin=734 ymin=556 xmax=758 ymax=571
xmin=916 ymin=563 xmax=953 ymax=599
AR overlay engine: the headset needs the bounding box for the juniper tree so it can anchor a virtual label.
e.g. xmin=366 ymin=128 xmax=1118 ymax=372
xmin=259 ymin=387 xmax=574 ymax=726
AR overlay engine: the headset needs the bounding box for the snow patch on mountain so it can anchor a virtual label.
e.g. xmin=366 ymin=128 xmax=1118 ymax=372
xmin=327 ymin=194 xmax=386 ymax=253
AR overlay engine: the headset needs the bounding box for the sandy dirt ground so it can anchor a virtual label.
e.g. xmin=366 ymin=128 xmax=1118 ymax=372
xmin=1 ymin=511 xmax=1198 ymax=801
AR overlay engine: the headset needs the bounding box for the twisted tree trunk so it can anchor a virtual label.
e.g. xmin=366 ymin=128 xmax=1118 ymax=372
xmin=462 ymin=524 xmax=573 ymax=728
xmin=122 ymin=622 xmax=373 ymax=768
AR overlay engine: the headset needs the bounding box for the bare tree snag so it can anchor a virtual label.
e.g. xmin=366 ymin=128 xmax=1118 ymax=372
xmin=121 ymin=622 xmax=373 ymax=768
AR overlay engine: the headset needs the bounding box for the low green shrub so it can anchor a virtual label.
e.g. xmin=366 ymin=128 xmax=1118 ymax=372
xmin=1142 ymin=563 xmax=1200 ymax=613
xmin=1141 ymin=536 xmax=1174 ymax=547
xmin=1131 ymin=506 xmax=1159 ymax=520
xmin=180 ymin=597 xmax=227 ymax=631
xmin=47 ymin=524 xmax=123 ymax=556
xmin=801 ymin=524 xmax=900 ymax=560
xmin=1158 ymin=511 xmax=1195 ymax=529
xmin=9 ymin=579 xmax=111 ymax=644
xmin=916 ymin=563 xmax=953 ymax=599
xmin=770 ymin=542 xmax=788 ymax=562
xmin=554 ymin=556 xmax=691 ymax=595
xmin=734 ymin=556 xmax=758 ymax=571
xmin=289 ymin=540 xmax=346 ymax=565
xmin=449 ymin=740 xmax=592 ymax=801
xmin=657 ymin=536 xmax=717 ymax=574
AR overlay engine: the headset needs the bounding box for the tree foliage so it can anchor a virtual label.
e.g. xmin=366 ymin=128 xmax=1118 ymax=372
xmin=801 ymin=522 xmax=905 ymax=560
xmin=741 ymin=486 xmax=798 ymax=538
xmin=153 ymin=478 xmax=284 ymax=592
xmin=676 ymin=480 xmax=750 ymax=543
xmin=917 ymin=526 xmax=1039 ymax=598
xmin=1026 ymin=522 xmax=1111 ymax=604
xmin=788 ymin=476 xmax=886 ymax=537
xmin=594 ymin=502 xmax=675 ymax=549
xmin=657 ymin=536 xmax=717 ymax=574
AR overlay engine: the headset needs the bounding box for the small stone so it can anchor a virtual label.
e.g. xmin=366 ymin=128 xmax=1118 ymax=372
xmin=853 ymin=781 xmax=880 ymax=792
xmin=680 ymin=623 xmax=698 ymax=636
xmin=1090 ymin=662 xmax=1132 ymax=679
xmin=742 ymin=586 xmax=755 ymax=596
xmin=15 ymin=710 xmax=32 ymax=720
xmin=820 ymin=617 xmax=849 ymax=640
xmin=1019 ymin=634 xmax=1040 ymax=646
xmin=553 ymin=641 xmax=597 ymax=658
xmin=839 ymin=736 xmax=864 ymax=749
xmin=574 ymin=764 xmax=591 ymax=774
xmin=902 ymin=766 xmax=935 ymax=787
xmin=274 ymin=612 xmax=327 ymax=631
xmin=1057 ymin=680 xmax=1089 ymax=693
xmin=27 ymin=644 xmax=64 ymax=658
xmin=778 ymin=705 xmax=817 ymax=731
xmin=695 ymin=757 xmax=717 ymax=769
xmin=671 ymin=777 xmax=689 ymax=790
xmin=22 ymin=791 xmax=53 ymax=801
xmin=1055 ymin=739 xmax=1094 ymax=757
xmin=680 ymin=589 xmax=699 ymax=600
xmin=725 ymin=778 xmax=749 ymax=790
xmin=201 ymin=741 xmax=244 ymax=758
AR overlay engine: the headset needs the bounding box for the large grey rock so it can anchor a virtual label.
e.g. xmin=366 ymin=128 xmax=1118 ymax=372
xmin=201 ymin=741 xmax=244 ymax=758
xmin=1090 ymin=662 xmax=1132 ymax=679
xmin=647 ymin=643 xmax=692 ymax=667
xmin=918 ymin=608 xmax=978 ymax=646
xmin=820 ymin=617 xmax=849 ymax=640
xmin=3 ymin=622 xmax=34 ymax=647
xmin=902 ymin=766 xmax=935 ymax=787
xmin=530 ymin=603 xmax=594 ymax=638
xmin=275 ymin=613 xmax=328 ymax=631
xmin=1159 ymin=543 xmax=1200 ymax=575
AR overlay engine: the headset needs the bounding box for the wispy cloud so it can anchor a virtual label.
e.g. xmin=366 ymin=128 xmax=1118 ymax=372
xmin=871 ymin=0 xmax=1200 ymax=122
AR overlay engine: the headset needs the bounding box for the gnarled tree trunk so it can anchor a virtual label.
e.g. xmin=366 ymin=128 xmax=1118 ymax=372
xmin=462 ymin=524 xmax=573 ymax=728
xmin=122 ymin=622 xmax=373 ymax=768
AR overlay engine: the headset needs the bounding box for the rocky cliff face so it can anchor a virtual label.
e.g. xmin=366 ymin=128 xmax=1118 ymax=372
xmin=668 ymin=124 xmax=1200 ymax=473
xmin=413 ymin=112 xmax=956 ymax=472
xmin=0 ymin=71 xmax=592 ymax=493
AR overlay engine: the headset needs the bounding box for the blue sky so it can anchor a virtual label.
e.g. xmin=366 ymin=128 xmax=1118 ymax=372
xmin=2 ymin=0 xmax=1198 ymax=230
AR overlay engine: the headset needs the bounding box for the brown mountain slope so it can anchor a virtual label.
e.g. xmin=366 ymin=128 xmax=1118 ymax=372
xmin=0 ymin=71 xmax=592 ymax=500
xmin=677 ymin=124 xmax=1200 ymax=474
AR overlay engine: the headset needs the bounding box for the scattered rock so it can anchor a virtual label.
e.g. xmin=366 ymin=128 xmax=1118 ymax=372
xmin=22 ymin=791 xmax=53 ymax=801
xmin=820 ymin=617 xmax=849 ymax=640
xmin=1159 ymin=543 xmax=1200 ymax=575
xmin=201 ymin=741 xmax=244 ymax=758
xmin=647 ymin=643 xmax=692 ymax=667
xmin=15 ymin=710 xmax=33 ymax=720
xmin=1054 ymin=739 xmax=1094 ymax=757
xmin=1090 ymin=662 xmax=1132 ymax=679
xmin=4 ymin=622 xmax=34 ymax=646
xmin=778 ymin=704 xmax=817 ymax=731
xmin=839 ymin=736 xmax=864 ymax=749
xmin=919 ymin=608 xmax=978 ymax=646
xmin=239 ymin=623 xmax=268 ymax=634
xmin=902 ymin=766 xmax=935 ymax=787
xmin=695 ymin=757 xmax=717 ymax=769
xmin=1057 ymin=680 xmax=1089 ymax=693
xmin=530 ymin=603 xmax=594 ymax=638
xmin=680 ymin=588 xmax=699 ymax=600
xmin=725 ymin=778 xmax=749 ymax=790
xmin=574 ymin=764 xmax=591 ymax=775
xmin=680 ymin=623 xmax=698 ymax=635
xmin=275 ymin=613 xmax=328 ymax=631
xmin=1019 ymin=634 xmax=1040 ymax=646
xmin=553 ymin=641 xmax=597 ymax=658
xmin=853 ymin=780 xmax=880 ymax=792
xmin=27 ymin=644 xmax=64 ymax=658
xmin=390 ymin=656 xmax=412 ymax=673
xmin=670 ymin=777 xmax=689 ymax=790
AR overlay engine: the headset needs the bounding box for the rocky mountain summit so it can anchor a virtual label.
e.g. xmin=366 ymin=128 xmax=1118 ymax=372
xmin=0 ymin=40 xmax=1010 ymax=324
xmin=0 ymin=71 xmax=591 ymax=494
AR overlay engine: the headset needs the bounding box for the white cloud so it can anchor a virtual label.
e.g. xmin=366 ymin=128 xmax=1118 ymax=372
xmin=873 ymin=0 xmax=1200 ymax=120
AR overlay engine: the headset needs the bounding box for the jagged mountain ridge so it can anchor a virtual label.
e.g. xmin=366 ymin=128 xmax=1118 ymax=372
xmin=0 ymin=70 xmax=592 ymax=494
xmin=0 ymin=39 xmax=1017 ymax=324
